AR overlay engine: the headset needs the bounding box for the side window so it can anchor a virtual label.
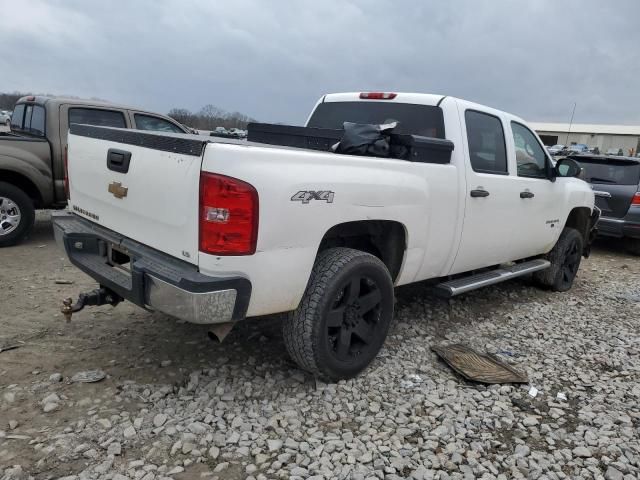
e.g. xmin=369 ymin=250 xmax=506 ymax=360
xmin=511 ymin=122 xmax=548 ymax=178
xmin=69 ymin=108 xmax=126 ymax=128
xmin=134 ymin=114 xmax=184 ymax=133
xmin=465 ymin=110 xmax=508 ymax=174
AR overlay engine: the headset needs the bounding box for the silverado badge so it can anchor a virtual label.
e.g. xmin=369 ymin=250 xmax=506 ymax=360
xmin=108 ymin=181 xmax=128 ymax=199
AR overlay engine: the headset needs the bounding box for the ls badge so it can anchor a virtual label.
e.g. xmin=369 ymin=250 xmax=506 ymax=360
xmin=108 ymin=181 xmax=128 ymax=199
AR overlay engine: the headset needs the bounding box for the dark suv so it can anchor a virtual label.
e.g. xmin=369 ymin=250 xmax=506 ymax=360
xmin=571 ymin=155 xmax=640 ymax=255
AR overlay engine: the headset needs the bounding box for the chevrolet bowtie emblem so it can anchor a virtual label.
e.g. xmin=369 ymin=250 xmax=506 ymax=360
xmin=108 ymin=181 xmax=128 ymax=199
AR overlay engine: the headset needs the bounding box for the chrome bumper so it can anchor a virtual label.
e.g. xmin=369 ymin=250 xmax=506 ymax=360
xmin=145 ymin=275 xmax=237 ymax=324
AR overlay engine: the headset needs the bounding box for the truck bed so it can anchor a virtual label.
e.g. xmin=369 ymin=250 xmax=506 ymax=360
xmin=70 ymin=123 xmax=454 ymax=165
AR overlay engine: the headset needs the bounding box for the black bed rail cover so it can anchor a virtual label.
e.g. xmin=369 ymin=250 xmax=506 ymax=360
xmin=247 ymin=122 xmax=454 ymax=164
xmin=69 ymin=124 xmax=208 ymax=157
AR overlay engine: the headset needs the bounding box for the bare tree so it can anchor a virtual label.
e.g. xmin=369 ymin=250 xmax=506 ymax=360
xmin=0 ymin=92 xmax=31 ymax=111
xmin=168 ymin=105 xmax=256 ymax=130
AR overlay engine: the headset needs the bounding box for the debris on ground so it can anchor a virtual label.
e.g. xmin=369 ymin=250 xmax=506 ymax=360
xmin=70 ymin=369 xmax=106 ymax=383
xmin=432 ymin=343 xmax=528 ymax=383
xmin=0 ymin=343 xmax=23 ymax=353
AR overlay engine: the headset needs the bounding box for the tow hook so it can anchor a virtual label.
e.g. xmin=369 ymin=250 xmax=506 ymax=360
xmin=61 ymin=287 xmax=122 ymax=322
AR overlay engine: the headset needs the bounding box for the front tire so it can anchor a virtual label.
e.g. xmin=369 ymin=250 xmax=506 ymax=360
xmin=283 ymin=248 xmax=395 ymax=381
xmin=0 ymin=182 xmax=35 ymax=247
xmin=533 ymin=227 xmax=583 ymax=292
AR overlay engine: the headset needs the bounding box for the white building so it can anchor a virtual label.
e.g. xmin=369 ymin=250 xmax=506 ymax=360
xmin=530 ymin=122 xmax=640 ymax=155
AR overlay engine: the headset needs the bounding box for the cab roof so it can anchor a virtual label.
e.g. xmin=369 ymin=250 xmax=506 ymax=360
xmin=16 ymin=95 xmax=164 ymax=117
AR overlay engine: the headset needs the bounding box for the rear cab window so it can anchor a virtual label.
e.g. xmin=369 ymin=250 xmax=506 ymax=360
xmin=307 ymin=101 xmax=445 ymax=138
xmin=578 ymin=159 xmax=640 ymax=185
xmin=69 ymin=108 xmax=126 ymax=128
xmin=134 ymin=113 xmax=184 ymax=133
xmin=10 ymin=103 xmax=46 ymax=136
xmin=464 ymin=110 xmax=508 ymax=174
xmin=10 ymin=104 xmax=25 ymax=129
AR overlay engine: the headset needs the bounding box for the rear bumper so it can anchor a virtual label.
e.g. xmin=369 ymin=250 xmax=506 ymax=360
xmin=597 ymin=206 xmax=640 ymax=240
xmin=52 ymin=212 xmax=251 ymax=324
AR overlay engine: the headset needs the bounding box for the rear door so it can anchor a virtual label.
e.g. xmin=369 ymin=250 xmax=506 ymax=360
xmin=578 ymin=158 xmax=640 ymax=218
xmin=67 ymin=127 xmax=207 ymax=263
xmin=450 ymin=107 xmax=526 ymax=274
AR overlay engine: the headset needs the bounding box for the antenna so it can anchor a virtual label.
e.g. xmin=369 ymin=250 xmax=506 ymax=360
xmin=565 ymin=102 xmax=576 ymax=146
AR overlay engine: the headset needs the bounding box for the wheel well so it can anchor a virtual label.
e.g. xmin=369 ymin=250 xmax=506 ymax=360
xmin=317 ymin=220 xmax=407 ymax=282
xmin=565 ymin=207 xmax=591 ymax=244
xmin=0 ymin=170 xmax=43 ymax=208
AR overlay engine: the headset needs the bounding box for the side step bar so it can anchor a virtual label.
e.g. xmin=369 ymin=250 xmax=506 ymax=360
xmin=434 ymin=259 xmax=550 ymax=298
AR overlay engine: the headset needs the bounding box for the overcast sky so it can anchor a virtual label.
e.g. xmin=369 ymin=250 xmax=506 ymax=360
xmin=1 ymin=0 xmax=639 ymax=125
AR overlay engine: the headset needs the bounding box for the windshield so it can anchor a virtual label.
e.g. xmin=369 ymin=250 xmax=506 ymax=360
xmin=307 ymin=101 xmax=446 ymax=138
xmin=578 ymin=159 xmax=640 ymax=185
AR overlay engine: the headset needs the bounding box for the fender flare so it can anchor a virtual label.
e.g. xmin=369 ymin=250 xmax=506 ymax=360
xmin=0 ymin=155 xmax=53 ymax=206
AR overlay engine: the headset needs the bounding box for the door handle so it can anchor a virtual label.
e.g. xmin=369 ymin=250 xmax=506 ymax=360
xmin=107 ymin=148 xmax=132 ymax=174
xmin=593 ymin=190 xmax=611 ymax=198
xmin=520 ymin=191 xmax=535 ymax=199
xmin=470 ymin=189 xmax=490 ymax=198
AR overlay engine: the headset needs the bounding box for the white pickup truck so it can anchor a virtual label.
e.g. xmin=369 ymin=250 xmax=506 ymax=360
xmin=53 ymin=92 xmax=598 ymax=380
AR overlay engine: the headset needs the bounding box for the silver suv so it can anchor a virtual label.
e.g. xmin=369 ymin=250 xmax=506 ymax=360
xmin=0 ymin=110 xmax=11 ymax=126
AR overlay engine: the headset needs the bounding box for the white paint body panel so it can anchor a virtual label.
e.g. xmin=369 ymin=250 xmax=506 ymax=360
xmin=67 ymin=93 xmax=595 ymax=319
xmin=199 ymin=142 xmax=459 ymax=316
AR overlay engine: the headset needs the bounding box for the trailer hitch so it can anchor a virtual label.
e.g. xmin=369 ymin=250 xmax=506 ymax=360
xmin=61 ymin=287 xmax=122 ymax=322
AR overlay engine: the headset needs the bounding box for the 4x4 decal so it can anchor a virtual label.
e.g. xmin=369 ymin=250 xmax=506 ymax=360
xmin=291 ymin=190 xmax=335 ymax=204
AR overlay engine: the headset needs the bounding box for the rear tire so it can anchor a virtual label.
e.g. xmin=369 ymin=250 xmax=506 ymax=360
xmin=533 ymin=227 xmax=583 ymax=292
xmin=624 ymin=238 xmax=640 ymax=256
xmin=283 ymin=248 xmax=394 ymax=381
xmin=0 ymin=182 xmax=35 ymax=247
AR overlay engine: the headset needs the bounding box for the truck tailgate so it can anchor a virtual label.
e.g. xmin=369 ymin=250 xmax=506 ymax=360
xmin=67 ymin=125 xmax=208 ymax=264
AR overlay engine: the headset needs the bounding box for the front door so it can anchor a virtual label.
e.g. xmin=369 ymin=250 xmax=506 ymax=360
xmin=508 ymin=121 xmax=563 ymax=258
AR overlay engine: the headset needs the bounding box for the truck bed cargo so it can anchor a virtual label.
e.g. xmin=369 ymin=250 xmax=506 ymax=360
xmin=247 ymin=122 xmax=455 ymax=164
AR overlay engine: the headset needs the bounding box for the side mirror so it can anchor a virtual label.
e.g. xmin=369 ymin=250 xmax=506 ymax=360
xmin=555 ymin=158 xmax=583 ymax=178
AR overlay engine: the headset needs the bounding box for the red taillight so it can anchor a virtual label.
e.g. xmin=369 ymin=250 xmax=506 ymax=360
xmin=632 ymin=192 xmax=640 ymax=206
xmin=199 ymin=173 xmax=258 ymax=255
xmin=359 ymin=92 xmax=397 ymax=100
xmin=64 ymin=145 xmax=70 ymax=200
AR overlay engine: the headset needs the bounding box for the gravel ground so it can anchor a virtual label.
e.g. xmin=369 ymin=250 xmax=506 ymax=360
xmin=1 ymin=212 xmax=639 ymax=480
